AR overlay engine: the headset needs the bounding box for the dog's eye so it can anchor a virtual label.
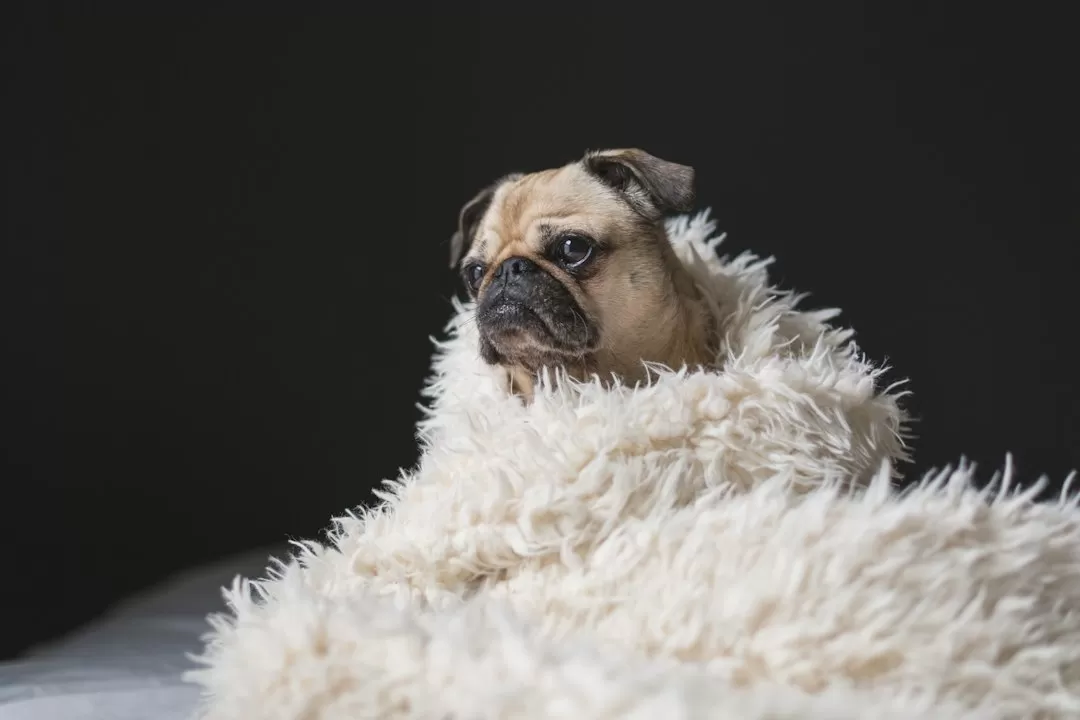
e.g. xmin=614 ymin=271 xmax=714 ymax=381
xmin=556 ymin=235 xmax=593 ymax=268
xmin=463 ymin=263 xmax=485 ymax=292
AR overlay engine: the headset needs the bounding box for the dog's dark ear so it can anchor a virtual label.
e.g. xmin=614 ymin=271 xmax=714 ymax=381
xmin=449 ymin=184 xmax=497 ymax=268
xmin=583 ymin=148 xmax=695 ymax=219
xmin=450 ymin=174 xmax=523 ymax=268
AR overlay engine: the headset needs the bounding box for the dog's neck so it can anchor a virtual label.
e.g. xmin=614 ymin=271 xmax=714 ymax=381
xmin=504 ymin=234 xmax=717 ymax=403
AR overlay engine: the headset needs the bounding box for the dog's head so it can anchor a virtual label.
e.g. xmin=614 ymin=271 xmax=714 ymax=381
xmin=450 ymin=148 xmax=714 ymax=396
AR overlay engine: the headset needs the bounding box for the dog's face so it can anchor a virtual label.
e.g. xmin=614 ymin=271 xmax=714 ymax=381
xmin=449 ymin=148 xmax=713 ymax=395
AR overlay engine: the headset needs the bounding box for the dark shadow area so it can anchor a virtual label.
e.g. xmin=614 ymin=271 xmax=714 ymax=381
xmin=2 ymin=5 xmax=1076 ymax=659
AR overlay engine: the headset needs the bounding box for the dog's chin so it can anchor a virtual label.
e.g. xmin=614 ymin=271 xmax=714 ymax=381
xmin=477 ymin=301 xmax=594 ymax=371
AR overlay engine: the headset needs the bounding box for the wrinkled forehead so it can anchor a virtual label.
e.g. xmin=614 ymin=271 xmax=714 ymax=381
xmin=467 ymin=164 xmax=626 ymax=261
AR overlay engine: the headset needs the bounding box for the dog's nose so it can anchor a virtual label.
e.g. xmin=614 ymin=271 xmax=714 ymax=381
xmin=494 ymin=256 xmax=536 ymax=279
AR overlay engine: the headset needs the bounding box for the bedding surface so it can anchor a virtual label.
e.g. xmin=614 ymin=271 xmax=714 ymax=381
xmin=0 ymin=545 xmax=285 ymax=720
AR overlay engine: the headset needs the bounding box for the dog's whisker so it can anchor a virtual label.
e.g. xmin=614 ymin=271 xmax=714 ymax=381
xmin=571 ymin=308 xmax=589 ymax=345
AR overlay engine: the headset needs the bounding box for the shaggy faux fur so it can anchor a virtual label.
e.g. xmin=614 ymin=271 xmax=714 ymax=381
xmin=186 ymin=212 xmax=1080 ymax=719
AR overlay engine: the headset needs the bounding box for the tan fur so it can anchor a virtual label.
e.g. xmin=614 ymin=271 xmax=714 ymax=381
xmin=459 ymin=150 xmax=716 ymax=401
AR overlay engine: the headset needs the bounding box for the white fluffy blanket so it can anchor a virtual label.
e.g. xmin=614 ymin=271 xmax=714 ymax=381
xmin=187 ymin=212 xmax=1080 ymax=719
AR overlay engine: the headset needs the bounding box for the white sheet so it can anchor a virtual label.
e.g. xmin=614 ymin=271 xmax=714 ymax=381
xmin=0 ymin=545 xmax=286 ymax=720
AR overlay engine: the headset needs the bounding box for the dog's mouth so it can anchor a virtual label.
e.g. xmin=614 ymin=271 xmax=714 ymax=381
xmin=476 ymin=291 xmax=597 ymax=368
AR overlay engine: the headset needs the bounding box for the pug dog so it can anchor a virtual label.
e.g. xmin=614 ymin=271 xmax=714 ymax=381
xmin=449 ymin=148 xmax=718 ymax=401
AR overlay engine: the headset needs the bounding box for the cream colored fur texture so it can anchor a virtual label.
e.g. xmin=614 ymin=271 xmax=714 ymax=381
xmin=186 ymin=212 xmax=1080 ymax=719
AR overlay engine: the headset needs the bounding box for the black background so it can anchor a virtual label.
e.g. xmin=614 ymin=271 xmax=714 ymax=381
xmin=3 ymin=5 xmax=1077 ymax=660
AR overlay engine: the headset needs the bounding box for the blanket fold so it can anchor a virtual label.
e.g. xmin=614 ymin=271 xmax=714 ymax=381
xmin=186 ymin=212 xmax=1080 ymax=719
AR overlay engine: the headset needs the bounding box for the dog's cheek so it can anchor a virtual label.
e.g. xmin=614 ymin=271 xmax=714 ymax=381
xmin=544 ymin=268 xmax=593 ymax=320
xmin=566 ymin=279 xmax=602 ymax=334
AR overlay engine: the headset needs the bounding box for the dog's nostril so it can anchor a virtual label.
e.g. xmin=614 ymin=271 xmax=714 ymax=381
xmin=500 ymin=256 xmax=534 ymax=278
